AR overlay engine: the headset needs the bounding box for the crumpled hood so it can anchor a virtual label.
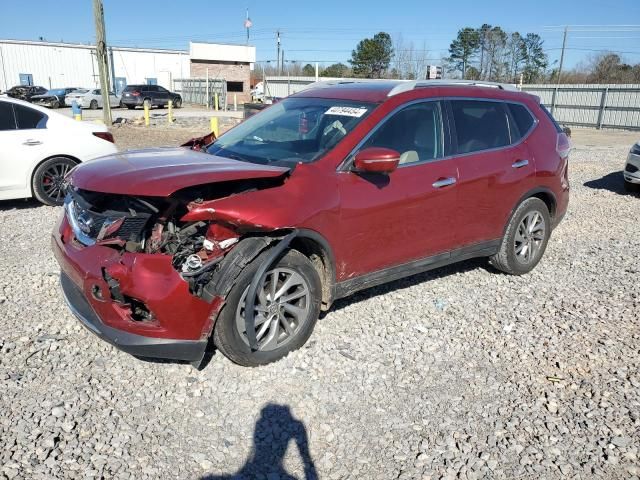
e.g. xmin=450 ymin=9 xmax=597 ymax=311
xmin=69 ymin=147 xmax=291 ymax=196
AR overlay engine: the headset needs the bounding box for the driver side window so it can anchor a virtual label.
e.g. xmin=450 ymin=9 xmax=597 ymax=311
xmin=361 ymin=101 xmax=444 ymax=165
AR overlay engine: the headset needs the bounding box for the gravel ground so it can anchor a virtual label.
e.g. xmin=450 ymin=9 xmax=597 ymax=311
xmin=1 ymin=129 xmax=639 ymax=480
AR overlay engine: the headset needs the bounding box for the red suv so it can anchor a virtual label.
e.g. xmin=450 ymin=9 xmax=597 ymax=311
xmin=53 ymin=80 xmax=570 ymax=367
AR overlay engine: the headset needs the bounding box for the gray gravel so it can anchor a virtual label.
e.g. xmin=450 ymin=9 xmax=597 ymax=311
xmin=1 ymin=130 xmax=639 ymax=479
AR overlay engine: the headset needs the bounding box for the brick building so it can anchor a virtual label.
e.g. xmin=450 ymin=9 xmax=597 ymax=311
xmin=189 ymin=42 xmax=256 ymax=104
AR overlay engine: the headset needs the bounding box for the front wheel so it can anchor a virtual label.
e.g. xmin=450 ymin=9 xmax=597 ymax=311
xmin=89 ymin=99 xmax=98 ymax=110
xmin=32 ymin=157 xmax=77 ymax=206
xmin=490 ymin=197 xmax=551 ymax=275
xmin=213 ymin=249 xmax=322 ymax=366
xmin=173 ymin=97 xmax=182 ymax=108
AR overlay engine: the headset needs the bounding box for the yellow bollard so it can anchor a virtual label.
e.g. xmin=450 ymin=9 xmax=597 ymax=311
xmin=74 ymin=112 xmax=82 ymax=121
xmin=144 ymin=102 xmax=150 ymax=127
xmin=168 ymin=100 xmax=173 ymax=124
xmin=210 ymin=117 xmax=219 ymax=137
xmin=214 ymin=93 xmax=219 ymax=111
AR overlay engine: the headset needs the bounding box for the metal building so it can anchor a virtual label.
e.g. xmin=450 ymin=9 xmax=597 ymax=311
xmin=0 ymin=39 xmax=254 ymax=98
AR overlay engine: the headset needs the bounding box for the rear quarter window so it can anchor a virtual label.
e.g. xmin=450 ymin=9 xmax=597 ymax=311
xmin=508 ymin=103 xmax=536 ymax=140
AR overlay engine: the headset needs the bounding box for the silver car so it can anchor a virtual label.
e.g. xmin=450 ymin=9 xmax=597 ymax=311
xmin=65 ymin=88 xmax=121 ymax=110
xmin=624 ymin=141 xmax=640 ymax=193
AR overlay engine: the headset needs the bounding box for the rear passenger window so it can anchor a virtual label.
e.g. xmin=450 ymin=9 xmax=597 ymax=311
xmin=362 ymin=101 xmax=444 ymax=165
xmin=0 ymin=102 xmax=17 ymax=130
xmin=508 ymin=103 xmax=535 ymax=140
xmin=451 ymin=100 xmax=510 ymax=154
xmin=14 ymin=104 xmax=47 ymax=129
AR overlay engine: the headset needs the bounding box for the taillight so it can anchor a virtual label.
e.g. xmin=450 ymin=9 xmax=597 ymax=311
xmin=93 ymin=132 xmax=115 ymax=143
xmin=131 ymin=91 xmax=141 ymax=96
xmin=556 ymin=133 xmax=571 ymax=160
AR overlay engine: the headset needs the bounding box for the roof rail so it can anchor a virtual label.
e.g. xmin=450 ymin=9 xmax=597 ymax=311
xmin=388 ymin=80 xmax=519 ymax=96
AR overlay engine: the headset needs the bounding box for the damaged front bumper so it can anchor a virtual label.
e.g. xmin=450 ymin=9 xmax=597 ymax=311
xmin=59 ymin=272 xmax=207 ymax=362
xmin=52 ymin=213 xmax=222 ymax=362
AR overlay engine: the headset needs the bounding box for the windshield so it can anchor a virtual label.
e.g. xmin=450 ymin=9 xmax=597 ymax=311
xmin=206 ymin=97 xmax=376 ymax=164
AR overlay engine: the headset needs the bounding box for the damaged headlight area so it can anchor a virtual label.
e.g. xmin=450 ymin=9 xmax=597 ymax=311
xmin=65 ymin=185 xmax=253 ymax=300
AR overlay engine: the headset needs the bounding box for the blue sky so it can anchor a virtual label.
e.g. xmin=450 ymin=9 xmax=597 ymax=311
xmin=1 ymin=0 xmax=639 ymax=69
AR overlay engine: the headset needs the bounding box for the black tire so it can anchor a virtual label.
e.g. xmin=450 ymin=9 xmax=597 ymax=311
xmin=173 ymin=97 xmax=182 ymax=108
xmin=32 ymin=157 xmax=77 ymax=206
xmin=143 ymin=98 xmax=151 ymax=110
xmin=157 ymin=103 xmax=164 ymax=109
xmin=624 ymin=180 xmax=640 ymax=193
xmin=490 ymin=197 xmax=551 ymax=275
xmin=51 ymin=100 xmax=60 ymax=109
xmin=89 ymin=99 xmax=98 ymax=110
xmin=213 ymin=249 xmax=322 ymax=367
xmin=126 ymin=105 xmax=135 ymax=110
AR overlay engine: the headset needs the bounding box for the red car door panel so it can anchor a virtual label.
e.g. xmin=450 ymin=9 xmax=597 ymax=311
xmin=335 ymin=100 xmax=458 ymax=280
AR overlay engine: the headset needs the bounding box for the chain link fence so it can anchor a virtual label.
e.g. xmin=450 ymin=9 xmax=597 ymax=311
xmin=173 ymin=78 xmax=227 ymax=109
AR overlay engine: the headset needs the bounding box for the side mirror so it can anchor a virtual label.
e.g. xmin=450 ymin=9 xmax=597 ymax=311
xmin=353 ymin=147 xmax=400 ymax=174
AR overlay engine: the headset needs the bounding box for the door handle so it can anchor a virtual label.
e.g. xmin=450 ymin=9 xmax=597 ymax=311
xmin=23 ymin=139 xmax=42 ymax=146
xmin=432 ymin=177 xmax=457 ymax=188
xmin=512 ymin=159 xmax=529 ymax=169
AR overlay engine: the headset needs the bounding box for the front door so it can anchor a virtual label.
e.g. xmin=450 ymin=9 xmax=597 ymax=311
xmin=336 ymin=100 xmax=458 ymax=279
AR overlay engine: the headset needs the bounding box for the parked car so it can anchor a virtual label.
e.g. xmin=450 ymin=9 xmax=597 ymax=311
xmin=0 ymin=96 xmax=117 ymax=206
xmin=53 ymin=80 xmax=570 ymax=368
xmin=120 ymin=84 xmax=182 ymax=109
xmin=624 ymin=141 xmax=640 ymax=193
xmin=31 ymin=88 xmax=79 ymax=108
xmin=6 ymin=85 xmax=48 ymax=102
xmin=66 ymin=88 xmax=121 ymax=110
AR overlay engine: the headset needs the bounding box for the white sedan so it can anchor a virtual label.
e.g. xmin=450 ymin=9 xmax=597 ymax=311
xmin=65 ymin=88 xmax=121 ymax=110
xmin=0 ymin=97 xmax=118 ymax=206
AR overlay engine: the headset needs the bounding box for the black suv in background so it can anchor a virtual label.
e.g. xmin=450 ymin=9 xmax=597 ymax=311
xmin=5 ymin=85 xmax=48 ymax=102
xmin=120 ymin=85 xmax=182 ymax=109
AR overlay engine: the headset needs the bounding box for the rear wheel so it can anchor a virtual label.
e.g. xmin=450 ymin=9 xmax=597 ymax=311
xmin=32 ymin=157 xmax=76 ymax=206
xmin=126 ymin=105 xmax=135 ymax=110
xmin=173 ymin=97 xmax=182 ymax=108
xmin=89 ymin=99 xmax=98 ymax=110
xmin=51 ymin=100 xmax=60 ymax=109
xmin=490 ymin=197 xmax=551 ymax=275
xmin=213 ymin=249 xmax=321 ymax=367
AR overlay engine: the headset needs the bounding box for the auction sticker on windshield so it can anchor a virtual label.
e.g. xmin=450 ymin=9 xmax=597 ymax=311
xmin=325 ymin=106 xmax=368 ymax=117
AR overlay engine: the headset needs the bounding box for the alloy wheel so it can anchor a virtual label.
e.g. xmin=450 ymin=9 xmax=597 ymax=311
xmin=235 ymin=267 xmax=311 ymax=351
xmin=514 ymin=211 xmax=546 ymax=264
xmin=41 ymin=162 xmax=71 ymax=203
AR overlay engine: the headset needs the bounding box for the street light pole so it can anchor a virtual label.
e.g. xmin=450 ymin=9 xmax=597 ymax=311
xmin=93 ymin=0 xmax=112 ymax=125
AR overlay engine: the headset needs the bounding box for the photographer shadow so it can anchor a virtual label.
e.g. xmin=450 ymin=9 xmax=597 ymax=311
xmin=201 ymin=403 xmax=318 ymax=480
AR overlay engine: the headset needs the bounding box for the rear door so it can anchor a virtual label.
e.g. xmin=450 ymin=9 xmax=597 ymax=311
xmin=449 ymin=99 xmax=536 ymax=247
xmin=337 ymin=100 xmax=459 ymax=277
xmin=0 ymin=102 xmax=48 ymax=200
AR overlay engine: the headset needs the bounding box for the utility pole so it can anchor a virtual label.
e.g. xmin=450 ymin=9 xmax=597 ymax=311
xmin=557 ymin=26 xmax=568 ymax=85
xmin=93 ymin=0 xmax=111 ymax=125
xmin=551 ymin=26 xmax=568 ymax=115
xmin=276 ymin=30 xmax=281 ymax=75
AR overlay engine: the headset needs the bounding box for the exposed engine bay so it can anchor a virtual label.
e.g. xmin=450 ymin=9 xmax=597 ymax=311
xmin=65 ymin=177 xmax=284 ymax=299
